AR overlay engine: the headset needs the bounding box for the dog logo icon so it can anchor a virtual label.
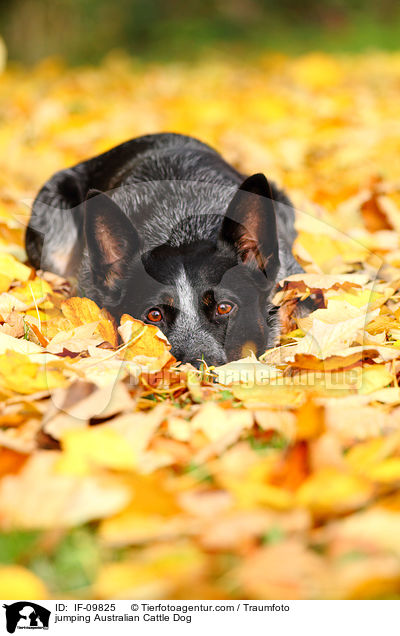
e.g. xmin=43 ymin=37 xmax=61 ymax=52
xmin=2 ymin=602 xmax=50 ymax=633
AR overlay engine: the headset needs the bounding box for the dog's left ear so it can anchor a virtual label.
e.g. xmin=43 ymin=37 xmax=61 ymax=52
xmin=220 ymin=173 xmax=280 ymax=284
xmin=84 ymin=189 xmax=140 ymax=289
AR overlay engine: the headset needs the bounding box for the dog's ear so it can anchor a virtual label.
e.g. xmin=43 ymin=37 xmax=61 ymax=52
xmin=220 ymin=173 xmax=280 ymax=284
xmin=84 ymin=189 xmax=139 ymax=288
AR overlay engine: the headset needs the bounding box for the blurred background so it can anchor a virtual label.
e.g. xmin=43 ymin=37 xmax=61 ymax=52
xmin=1 ymin=0 xmax=400 ymax=65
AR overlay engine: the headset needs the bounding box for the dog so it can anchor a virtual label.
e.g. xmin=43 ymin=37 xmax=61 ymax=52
xmin=26 ymin=132 xmax=304 ymax=366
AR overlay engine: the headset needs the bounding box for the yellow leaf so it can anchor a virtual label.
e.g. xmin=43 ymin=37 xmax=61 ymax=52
xmin=11 ymin=277 xmax=52 ymax=304
xmin=58 ymin=427 xmax=135 ymax=475
xmin=99 ymin=473 xmax=181 ymax=545
xmin=0 ymin=253 xmax=31 ymax=282
xmin=346 ymin=435 xmax=400 ymax=473
xmin=0 ymin=273 xmax=12 ymax=292
xmin=296 ymin=232 xmax=369 ymax=271
xmin=61 ymin=296 xmax=118 ymax=347
xmin=58 ymin=405 xmax=168 ymax=475
xmin=191 ymin=403 xmax=253 ymax=442
xmin=46 ymin=322 xmax=103 ymax=353
xmin=0 ymin=452 xmax=130 ymax=528
xmin=221 ymin=458 xmax=295 ymax=511
xmin=292 ymin=53 xmax=342 ymax=90
xmin=359 ymin=365 xmax=394 ymax=395
xmin=296 ymin=468 xmax=372 ymax=515
xmin=368 ymin=459 xmax=400 ymax=483
xmin=0 ymin=566 xmax=48 ymax=600
xmin=295 ymin=299 xmax=379 ymax=358
xmin=118 ymin=314 xmax=174 ymax=369
xmin=324 ymin=508 xmax=400 ymax=555
xmin=94 ymin=544 xmax=205 ymax=599
xmin=327 ymin=289 xmax=388 ymax=310
xmin=0 ymin=351 xmax=66 ymax=394
xmin=232 ymin=381 xmax=305 ymax=407
xmin=215 ymin=356 xmax=282 ymax=386
xmin=296 ymin=395 xmax=324 ymax=440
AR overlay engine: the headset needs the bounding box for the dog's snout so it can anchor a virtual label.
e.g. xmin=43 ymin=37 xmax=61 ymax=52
xmin=170 ymin=334 xmax=227 ymax=369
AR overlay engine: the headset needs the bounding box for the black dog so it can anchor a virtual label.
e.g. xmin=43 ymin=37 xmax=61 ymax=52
xmin=26 ymin=133 xmax=303 ymax=366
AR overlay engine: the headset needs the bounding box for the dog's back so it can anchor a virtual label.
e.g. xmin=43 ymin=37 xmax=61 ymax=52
xmin=26 ymin=133 xmax=299 ymax=278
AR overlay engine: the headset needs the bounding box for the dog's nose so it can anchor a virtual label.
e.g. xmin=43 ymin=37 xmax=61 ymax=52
xmin=170 ymin=329 xmax=227 ymax=368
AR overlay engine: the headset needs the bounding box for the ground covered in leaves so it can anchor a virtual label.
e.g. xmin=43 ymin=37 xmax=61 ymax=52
xmin=1 ymin=52 xmax=400 ymax=599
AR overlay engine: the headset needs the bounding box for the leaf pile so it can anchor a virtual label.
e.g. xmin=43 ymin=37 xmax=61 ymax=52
xmin=1 ymin=52 xmax=400 ymax=600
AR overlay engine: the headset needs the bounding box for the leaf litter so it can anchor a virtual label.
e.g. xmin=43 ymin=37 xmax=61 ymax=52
xmin=1 ymin=52 xmax=400 ymax=599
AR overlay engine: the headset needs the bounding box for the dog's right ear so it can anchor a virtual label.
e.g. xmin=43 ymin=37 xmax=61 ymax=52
xmin=84 ymin=189 xmax=140 ymax=289
xmin=219 ymin=173 xmax=280 ymax=287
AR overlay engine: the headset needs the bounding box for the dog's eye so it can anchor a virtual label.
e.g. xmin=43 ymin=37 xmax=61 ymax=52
xmin=146 ymin=308 xmax=163 ymax=323
xmin=216 ymin=301 xmax=234 ymax=316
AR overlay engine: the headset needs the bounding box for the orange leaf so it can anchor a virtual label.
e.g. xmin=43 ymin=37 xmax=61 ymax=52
xmin=61 ymin=297 xmax=118 ymax=347
xmin=296 ymin=395 xmax=325 ymax=440
xmin=29 ymin=322 xmax=49 ymax=347
xmin=270 ymin=442 xmax=311 ymax=491
xmin=0 ymin=447 xmax=28 ymax=478
xmin=118 ymin=314 xmax=174 ymax=368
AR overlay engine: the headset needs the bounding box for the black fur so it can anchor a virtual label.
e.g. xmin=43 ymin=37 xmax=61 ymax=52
xmin=26 ymin=133 xmax=303 ymax=366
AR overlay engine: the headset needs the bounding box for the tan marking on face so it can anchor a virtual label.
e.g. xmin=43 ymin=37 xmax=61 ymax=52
xmin=51 ymin=249 xmax=73 ymax=276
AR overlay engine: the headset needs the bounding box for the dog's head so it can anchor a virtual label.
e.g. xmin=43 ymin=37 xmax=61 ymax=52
xmin=82 ymin=174 xmax=281 ymax=366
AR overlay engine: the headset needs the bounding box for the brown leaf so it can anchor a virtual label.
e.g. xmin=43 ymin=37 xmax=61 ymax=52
xmin=0 ymin=311 xmax=25 ymax=338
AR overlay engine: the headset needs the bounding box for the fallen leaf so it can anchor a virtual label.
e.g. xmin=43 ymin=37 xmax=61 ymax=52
xmin=0 ymin=566 xmax=48 ymax=600
xmin=0 ymin=452 xmax=130 ymax=528
xmin=296 ymin=468 xmax=372 ymax=516
xmin=94 ymin=544 xmax=205 ymax=599
xmin=118 ymin=314 xmax=174 ymax=370
xmin=61 ymin=297 xmax=118 ymax=347
xmin=238 ymin=540 xmax=327 ymax=599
